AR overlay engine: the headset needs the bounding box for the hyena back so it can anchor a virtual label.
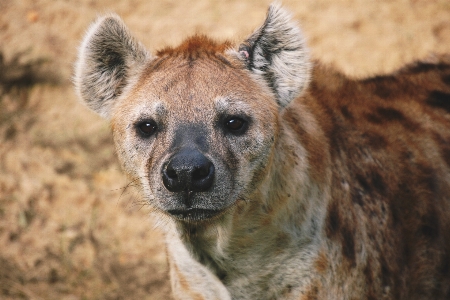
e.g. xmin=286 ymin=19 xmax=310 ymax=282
xmin=74 ymin=4 xmax=450 ymax=300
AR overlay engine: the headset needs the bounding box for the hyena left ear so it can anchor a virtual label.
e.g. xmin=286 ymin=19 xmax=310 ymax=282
xmin=237 ymin=4 xmax=311 ymax=108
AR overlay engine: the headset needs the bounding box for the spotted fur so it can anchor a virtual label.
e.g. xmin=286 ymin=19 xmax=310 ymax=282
xmin=74 ymin=4 xmax=450 ymax=300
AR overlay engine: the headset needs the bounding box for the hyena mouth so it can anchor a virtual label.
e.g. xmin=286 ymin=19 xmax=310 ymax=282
xmin=167 ymin=208 xmax=222 ymax=222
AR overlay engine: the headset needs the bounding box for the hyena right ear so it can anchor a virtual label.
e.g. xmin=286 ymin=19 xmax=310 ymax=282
xmin=74 ymin=14 xmax=150 ymax=118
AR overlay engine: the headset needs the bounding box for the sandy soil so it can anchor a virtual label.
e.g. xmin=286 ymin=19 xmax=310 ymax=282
xmin=1 ymin=0 xmax=450 ymax=299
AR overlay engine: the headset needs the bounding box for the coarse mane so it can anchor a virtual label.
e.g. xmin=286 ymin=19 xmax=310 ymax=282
xmin=156 ymin=35 xmax=233 ymax=59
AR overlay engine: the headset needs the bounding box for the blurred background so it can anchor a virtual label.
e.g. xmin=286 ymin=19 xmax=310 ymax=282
xmin=1 ymin=0 xmax=450 ymax=299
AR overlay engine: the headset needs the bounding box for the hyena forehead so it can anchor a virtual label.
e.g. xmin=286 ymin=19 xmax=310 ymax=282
xmin=119 ymin=58 xmax=277 ymax=122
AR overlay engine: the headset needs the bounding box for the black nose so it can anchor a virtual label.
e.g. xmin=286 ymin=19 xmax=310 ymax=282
xmin=162 ymin=148 xmax=215 ymax=192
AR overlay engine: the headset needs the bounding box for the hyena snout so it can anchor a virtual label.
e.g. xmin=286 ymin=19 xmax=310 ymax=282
xmin=162 ymin=148 xmax=215 ymax=193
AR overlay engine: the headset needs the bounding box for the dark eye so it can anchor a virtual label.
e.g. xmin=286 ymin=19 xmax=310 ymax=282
xmin=136 ymin=120 xmax=158 ymax=137
xmin=224 ymin=117 xmax=248 ymax=134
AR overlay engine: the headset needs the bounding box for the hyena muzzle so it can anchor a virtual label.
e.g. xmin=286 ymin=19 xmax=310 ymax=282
xmin=75 ymin=4 xmax=450 ymax=300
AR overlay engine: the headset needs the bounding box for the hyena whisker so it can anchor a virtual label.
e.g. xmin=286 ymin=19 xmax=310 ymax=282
xmin=151 ymin=210 xmax=174 ymax=230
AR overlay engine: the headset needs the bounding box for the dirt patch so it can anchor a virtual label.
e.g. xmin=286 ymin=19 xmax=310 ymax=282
xmin=1 ymin=0 xmax=450 ymax=299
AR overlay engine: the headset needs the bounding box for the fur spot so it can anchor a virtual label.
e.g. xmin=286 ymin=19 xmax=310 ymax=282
xmin=280 ymin=284 xmax=293 ymax=297
xmin=364 ymin=262 xmax=378 ymax=300
xmin=362 ymin=132 xmax=388 ymax=149
xmin=352 ymin=189 xmax=364 ymax=206
xmin=380 ymin=257 xmax=392 ymax=288
xmin=390 ymin=182 xmax=412 ymax=226
xmin=365 ymin=113 xmax=382 ymax=124
xmin=341 ymin=226 xmax=356 ymax=265
xmin=440 ymin=254 xmax=450 ymax=277
xmin=408 ymin=62 xmax=450 ymax=74
xmin=301 ymin=284 xmax=319 ymax=300
xmin=340 ymin=106 xmax=354 ymax=121
xmin=417 ymin=164 xmax=438 ymax=195
xmin=356 ymin=170 xmax=387 ymax=196
xmin=362 ymin=75 xmax=398 ymax=99
xmin=374 ymin=82 xmax=395 ymax=99
xmin=275 ymin=232 xmax=290 ymax=250
xmin=355 ymin=173 xmax=371 ymax=193
xmin=427 ymin=91 xmax=450 ymax=113
xmin=432 ymin=133 xmax=450 ymax=167
xmin=442 ymin=74 xmax=450 ymax=86
xmin=375 ymin=107 xmax=405 ymax=121
xmin=314 ymin=250 xmax=328 ymax=274
xmin=363 ymin=261 xmax=374 ymax=285
xmin=325 ymin=201 xmax=341 ymax=237
xmin=366 ymin=107 xmax=419 ymax=131
xmin=420 ymin=207 xmax=440 ymax=240
xmin=371 ymin=171 xmax=387 ymax=195
xmin=365 ymin=108 xmax=399 ymax=124
xmin=442 ymin=147 xmax=450 ymax=167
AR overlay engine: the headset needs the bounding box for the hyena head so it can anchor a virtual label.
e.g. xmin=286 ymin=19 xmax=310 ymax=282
xmin=74 ymin=5 xmax=310 ymax=224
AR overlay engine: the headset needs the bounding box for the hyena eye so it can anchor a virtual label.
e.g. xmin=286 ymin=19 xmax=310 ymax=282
xmin=136 ymin=120 xmax=158 ymax=137
xmin=224 ymin=117 xmax=248 ymax=134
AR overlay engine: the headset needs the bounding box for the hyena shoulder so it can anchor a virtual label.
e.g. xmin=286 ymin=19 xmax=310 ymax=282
xmin=288 ymin=57 xmax=450 ymax=299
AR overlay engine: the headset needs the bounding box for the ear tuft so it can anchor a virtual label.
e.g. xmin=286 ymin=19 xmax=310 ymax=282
xmin=239 ymin=4 xmax=311 ymax=108
xmin=74 ymin=14 xmax=149 ymax=118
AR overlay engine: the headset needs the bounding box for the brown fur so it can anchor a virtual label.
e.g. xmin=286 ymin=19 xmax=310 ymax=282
xmin=306 ymin=58 xmax=450 ymax=299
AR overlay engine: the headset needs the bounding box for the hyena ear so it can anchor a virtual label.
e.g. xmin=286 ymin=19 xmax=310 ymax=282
xmin=74 ymin=14 xmax=150 ymax=118
xmin=237 ymin=4 xmax=311 ymax=108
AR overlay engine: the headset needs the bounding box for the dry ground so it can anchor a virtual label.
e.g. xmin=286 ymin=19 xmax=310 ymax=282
xmin=1 ymin=0 xmax=450 ymax=299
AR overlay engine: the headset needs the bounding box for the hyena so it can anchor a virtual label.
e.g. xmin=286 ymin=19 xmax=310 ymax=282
xmin=74 ymin=4 xmax=450 ymax=300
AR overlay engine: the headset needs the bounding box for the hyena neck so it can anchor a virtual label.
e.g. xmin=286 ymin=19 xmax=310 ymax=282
xmin=252 ymin=108 xmax=331 ymax=249
xmin=168 ymin=103 xmax=331 ymax=283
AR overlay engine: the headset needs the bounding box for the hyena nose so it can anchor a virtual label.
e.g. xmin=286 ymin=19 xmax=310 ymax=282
xmin=162 ymin=148 xmax=215 ymax=193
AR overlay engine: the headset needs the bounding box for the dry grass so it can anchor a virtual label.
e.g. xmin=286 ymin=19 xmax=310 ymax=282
xmin=1 ymin=0 xmax=449 ymax=299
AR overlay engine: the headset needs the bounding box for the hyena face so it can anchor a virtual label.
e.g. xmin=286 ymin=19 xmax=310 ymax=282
xmin=110 ymin=53 xmax=278 ymax=222
xmin=75 ymin=6 xmax=310 ymax=223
